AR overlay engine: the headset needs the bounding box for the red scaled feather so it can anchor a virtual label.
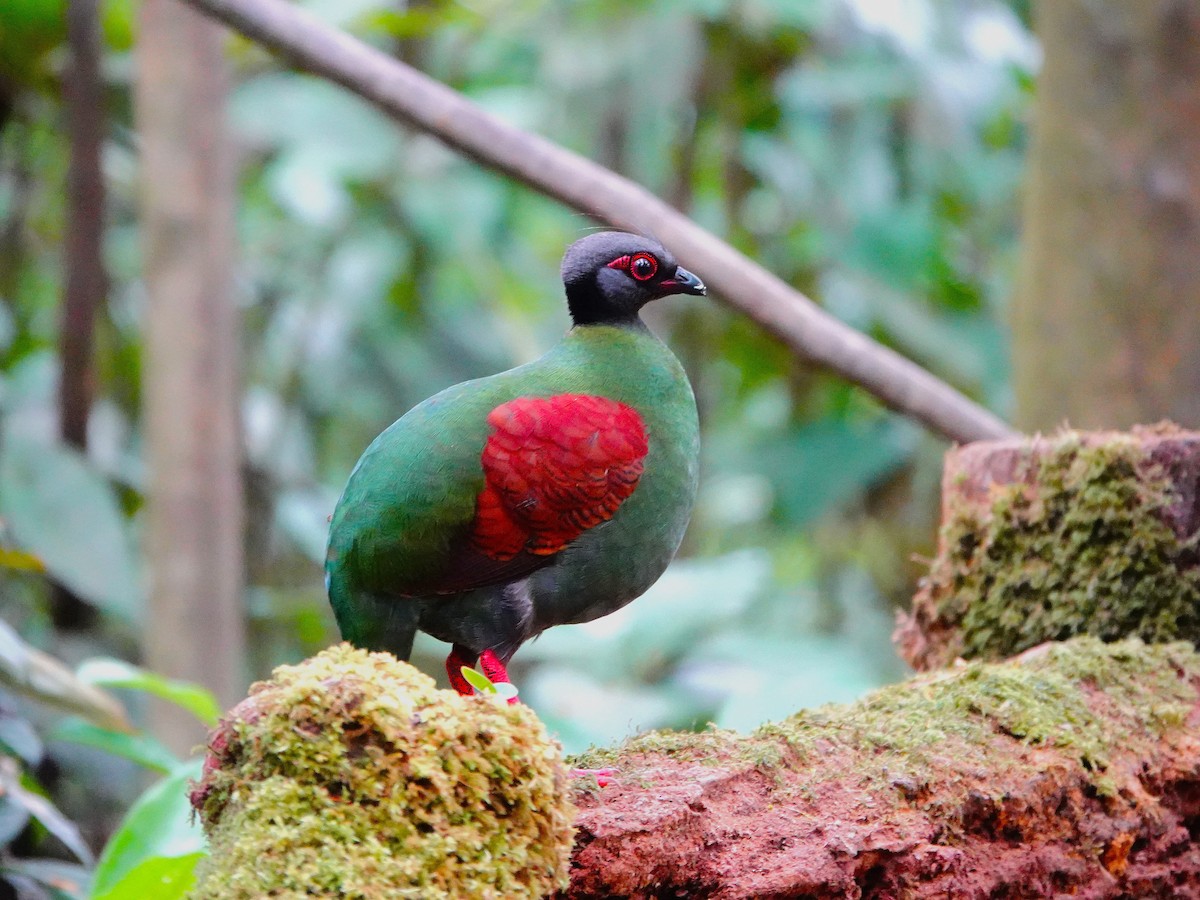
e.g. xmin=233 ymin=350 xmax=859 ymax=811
xmin=470 ymin=394 xmax=649 ymax=561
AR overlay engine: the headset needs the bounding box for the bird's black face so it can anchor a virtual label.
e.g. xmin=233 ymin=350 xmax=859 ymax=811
xmin=561 ymin=232 xmax=707 ymax=326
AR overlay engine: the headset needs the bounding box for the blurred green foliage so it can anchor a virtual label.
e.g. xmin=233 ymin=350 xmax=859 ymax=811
xmin=0 ymin=0 xmax=1029 ymax=862
xmin=0 ymin=618 xmax=208 ymax=896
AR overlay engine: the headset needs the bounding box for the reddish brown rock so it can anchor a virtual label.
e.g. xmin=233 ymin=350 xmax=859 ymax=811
xmin=561 ymin=639 xmax=1200 ymax=899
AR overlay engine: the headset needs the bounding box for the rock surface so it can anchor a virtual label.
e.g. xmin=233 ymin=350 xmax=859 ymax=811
xmin=562 ymin=639 xmax=1200 ymax=899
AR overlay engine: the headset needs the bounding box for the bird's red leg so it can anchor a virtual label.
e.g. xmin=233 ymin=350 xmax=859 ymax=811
xmin=477 ymin=648 xmax=509 ymax=683
xmin=445 ymin=644 xmax=477 ymax=696
xmin=479 ymin=649 xmax=519 ymax=704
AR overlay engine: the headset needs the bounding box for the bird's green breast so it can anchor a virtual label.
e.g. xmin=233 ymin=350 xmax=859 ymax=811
xmin=326 ymin=321 xmax=699 ymax=616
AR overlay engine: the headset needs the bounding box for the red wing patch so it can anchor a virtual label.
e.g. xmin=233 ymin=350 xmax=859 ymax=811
xmin=470 ymin=394 xmax=648 ymax=561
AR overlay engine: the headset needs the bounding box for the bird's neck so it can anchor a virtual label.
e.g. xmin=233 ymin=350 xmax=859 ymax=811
xmin=553 ymin=318 xmax=674 ymax=388
xmin=565 ymin=279 xmax=644 ymax=326
xmin=570 ymin=314 xmax=647 ymax=332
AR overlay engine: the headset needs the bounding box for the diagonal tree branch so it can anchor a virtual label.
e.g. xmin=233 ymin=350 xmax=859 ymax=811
xmin=175 ymin=0 xmax=1016 ymax=444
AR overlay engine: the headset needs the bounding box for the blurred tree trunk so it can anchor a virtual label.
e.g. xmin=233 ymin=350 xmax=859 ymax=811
xmin=61 ymin=0 xmax=106 ymax=452
xmin=135 ymin=0 xmax=246 ymax=755
xmin=0 ymin=84 xmax=12 ymax=136
xmin=1013 ymin=0 xmax=1200 ymax=430
xmin=53 ymin=0 xmax=109 ymax=629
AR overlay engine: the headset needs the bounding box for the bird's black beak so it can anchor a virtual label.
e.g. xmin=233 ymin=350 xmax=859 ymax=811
xmin=659 ymin=266 xmax=706 ymax=297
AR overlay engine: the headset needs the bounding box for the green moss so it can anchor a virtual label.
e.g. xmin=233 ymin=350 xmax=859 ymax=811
xmin=920 ymin=433 xmax=1200 ymax=664
xmin=568 ymin=724 xmax=742 ymax=771
xmin=766 ymin=639 xmax=1196 ymax=783
xmin=572 ymin=639 xmax=1199 ymax=810
xmin=190 ymin=645 xmax=575 ymax=900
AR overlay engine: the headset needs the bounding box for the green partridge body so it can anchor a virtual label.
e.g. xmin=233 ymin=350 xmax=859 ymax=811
xmin=325 ymin=232 xmax=704 ymax=692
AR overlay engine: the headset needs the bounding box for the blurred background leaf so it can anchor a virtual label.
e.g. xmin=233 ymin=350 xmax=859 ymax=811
xmin=0 ymin=757 xmax=93 ymax=865
xmin=75 ymin=660 xmax=219 ymax=728
xmin=89 ymin=761 xmax=204 ymax=900
xmin=0 ymin=438 xmax=141 ymax=621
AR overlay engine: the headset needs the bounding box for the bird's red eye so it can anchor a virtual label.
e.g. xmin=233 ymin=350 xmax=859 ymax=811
xmin=630 ymin=252 xmax=658 ymax=281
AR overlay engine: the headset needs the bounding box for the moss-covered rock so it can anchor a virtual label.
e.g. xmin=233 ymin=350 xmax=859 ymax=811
xmin=897 ymin=428 xmax=1200 ymax=670
xmin=765 ymin=637 xmax=1197 ymax=799
xmin=572 ymin=637 xmax=1199 ymax=805
xmin=189 ymin=645 xmax=575 ymax=900
xmin=565 ymin=637 xmax=1200 ymax=898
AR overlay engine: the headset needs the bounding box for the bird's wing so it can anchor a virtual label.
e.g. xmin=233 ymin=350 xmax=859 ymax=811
xmin=473 ymin=393 xmax=648 ymax=557
xmin=432 ymin=393 xmax=648 ymax=592
xmin=332 ymin=390 xmax=650 ymax=598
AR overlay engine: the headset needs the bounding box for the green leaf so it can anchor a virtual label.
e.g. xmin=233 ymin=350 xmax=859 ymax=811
xmin=459 ymin=666 xmax=496 ymax=694
xmin=459 ymin=667 xmax=517 ymax=702
xmin=0 ymin=0 xmax=66 ymax=86
xmin=0 ymin=795 xmax=31 ymax=846
xmin=0 ymin=760 xmax=93 ymax=865
xmin=100 ymin=0 xmax=136 ymax=52
xmin=0 ymin=546 xmax=45 ymax=573
xmin=49 ymin=719 xmax=180 ymax=775
xmin=76 ymin=660 xmax=220 ymax=727
xmin=0 ymin=437 xmax=141 ymax=620
xmin=90 ymin=853 xmax=203 ymax=900
xmin=90 ymin=761 xmax=205 ymax=900
xmin=0 ymin=713 xmax=42 ymax=766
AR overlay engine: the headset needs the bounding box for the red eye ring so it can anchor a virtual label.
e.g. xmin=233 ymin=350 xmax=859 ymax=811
xmin=629 ymin=252 xmax=658 ymax=281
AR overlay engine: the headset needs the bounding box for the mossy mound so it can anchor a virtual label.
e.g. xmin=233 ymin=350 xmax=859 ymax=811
xmin=901 ymin=430 xmax=1200 ymax=669
xmin=189 ymin=644 xmax=575 ymax=900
